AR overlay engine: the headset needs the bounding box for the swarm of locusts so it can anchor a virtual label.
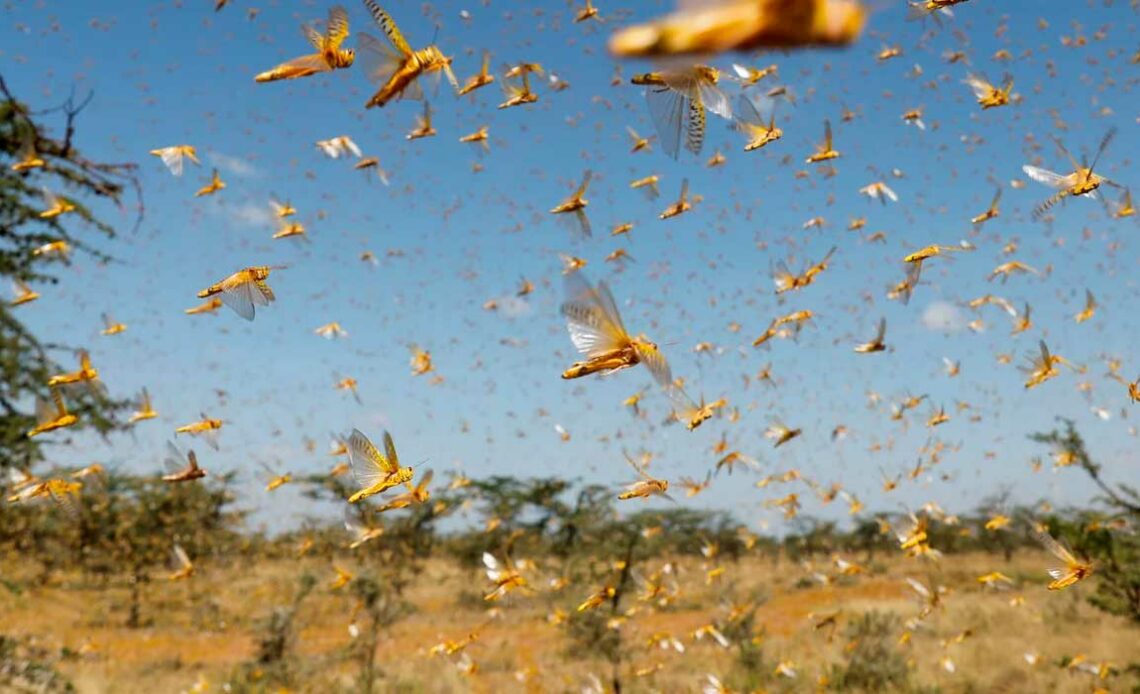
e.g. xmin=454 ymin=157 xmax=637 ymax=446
xmin=9 ymin=0 xmax=1140 ymax=689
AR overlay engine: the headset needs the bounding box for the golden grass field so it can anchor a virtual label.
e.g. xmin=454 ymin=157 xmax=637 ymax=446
xmin=3 ymin=549 xmax=1138 ymax=693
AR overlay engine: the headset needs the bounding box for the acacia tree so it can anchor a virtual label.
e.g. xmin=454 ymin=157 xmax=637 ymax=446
xmin=1031 ymin=419 xmax=1140 ymax=623
xmin=0 ymin=74 xmax=140 ymax=470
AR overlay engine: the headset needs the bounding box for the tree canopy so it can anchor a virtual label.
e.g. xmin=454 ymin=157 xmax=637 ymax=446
xmin=0 ymin=75 xmax=141 ymax=469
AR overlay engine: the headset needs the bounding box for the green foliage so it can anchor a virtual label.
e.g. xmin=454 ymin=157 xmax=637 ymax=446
xmin=0 ymin=467 xmax=242 ymax=625
xmin=717 ymin=594 xmax=769 ymax=691
xmin=563 ymin=528 xmax=640 ymax=693
xmin=0 ymin=75 xmax=140 ymax=470
xmin=256 ymin=573 xmax=316 ymax=669
xmin=827 ymin=612 xmax=910 ymax=692
xmin=350 ymin=573 xmax=415 ymax=693
xmin=224 ymin=573 xmax=318 ymax=692
xmin=0 ymin=634 xmax=75 ymax=693
xmin=565 ymin=608 xmax=624 ymax=665
xmin=1032 ymin=420 xmax=1140 ymax=624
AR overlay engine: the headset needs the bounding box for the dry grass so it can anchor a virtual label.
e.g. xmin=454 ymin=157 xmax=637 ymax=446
xmin=1 ymin=550 xmax=1136 ymax=693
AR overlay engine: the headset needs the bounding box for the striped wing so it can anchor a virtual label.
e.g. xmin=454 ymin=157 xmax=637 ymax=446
xmin=326 ymin=5 xmax=350 ymax=49
xmin=302 ymin=21 xmax=325 ymax=51
xmin=361 ymin=0 xmax=413 ymax=57
xmin=382 ymin=430 xmax=400 ymax=470
xmin=685 ymin=100 xmax=706 ymax=156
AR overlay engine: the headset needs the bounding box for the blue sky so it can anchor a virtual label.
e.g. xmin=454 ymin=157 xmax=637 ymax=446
xmin=3 ymin=0 xmax=1138 ymax=532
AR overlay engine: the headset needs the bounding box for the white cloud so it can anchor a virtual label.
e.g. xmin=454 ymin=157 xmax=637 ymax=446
xmin=921 ymin=300 xmax=967 ymax=333
xmin=224 ymin=201 xmax=276 ymax=228
xmin=495 ymin=296 xmax=533 ymax=319
xmin=209 ymin=151 xmax=260 ymax=179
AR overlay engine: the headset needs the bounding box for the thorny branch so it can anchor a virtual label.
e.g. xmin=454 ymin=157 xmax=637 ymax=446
xmin=0 ymin=73 xmax=145 ymax=233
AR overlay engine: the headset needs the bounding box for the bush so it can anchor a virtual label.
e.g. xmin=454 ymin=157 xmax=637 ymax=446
xmin=827 ymin=611 xmax=910 ymax=692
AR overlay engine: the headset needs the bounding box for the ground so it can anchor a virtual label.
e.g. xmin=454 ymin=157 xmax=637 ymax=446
xmin=1 ymin=550 xmax=1136 ymax=693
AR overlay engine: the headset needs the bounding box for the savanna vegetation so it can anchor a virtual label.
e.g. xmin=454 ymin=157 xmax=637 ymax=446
xmin=2 ymin=417 xmax=1138 ymax=693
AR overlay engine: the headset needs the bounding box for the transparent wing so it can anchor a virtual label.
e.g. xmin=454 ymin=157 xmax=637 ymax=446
xmin=665 ymin=383 xmax=696 ymax=416
xmin=252 ymin=280 xmax=274 ymax=305
xmin=1032 ymin=527 xmax=1077 ymax=565
xmin=197 ymin=427 xmax=219 ymax=451
xmin=357 ymin=32 xmax=405 ymax=86
xmin=173 ymin=544 xmax=192 ymax=568
xmin=158 ymin=149 xmax=184 ymax=176
xmin=623 ymin=452 xmax=650 ymax=481
xmin=1088 ymin=127 xmax=1116 ymax=173
xmin=1022 ymin=165 xmax=1068 ymax=189
xmin=348 ymin=428 xmax=391 ymax=488
xmin=574 ymin=170 xmax=593 ymax=198
xmin=571 ymin=209 xmax=591 ymax=238
xmin=963 ymin=74 xmax=991 ymax=99
xmin=592 ymin=281 xmax=629 ymax=335
xmin=561 ymin=273 xmax=629 ymax=356
xmin=164 ymin=441 xmax=187 ymax=474
xmin=402 ymin=73 xmax=425 ymax=102
xmin=993 ymin=296 xmax=1017 ymax=316
xmin=696 ymin=80 xmax=731 ymax=120
xmin=1049 ymin=136 xmax=1083 ymax=174
xmin=49 ymin=485 xmax=80 ymax=518
xmin=441 ymin=63 xmax=459 ymax=92
xmin=33 ymin=395 xmax=53 ymax=425
xmin=636 ymin=343 xmax=673 ymax=387
xmin=344 ymin=505 xmax=367 ymax=534
xmin=218 ymin=283 xmax=256 ymax=321
xmin=483 ymin=551 xmax=501 ymax=572
xmin=341 ymin=137 xmax=362 ymax=158
xmin=273 ymin=52 xmax=333 ymax=76
xmin=735 ymin=94 xmax=764 ymax=128
xmin=644 ymin=86 xmax=686 ymax=160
